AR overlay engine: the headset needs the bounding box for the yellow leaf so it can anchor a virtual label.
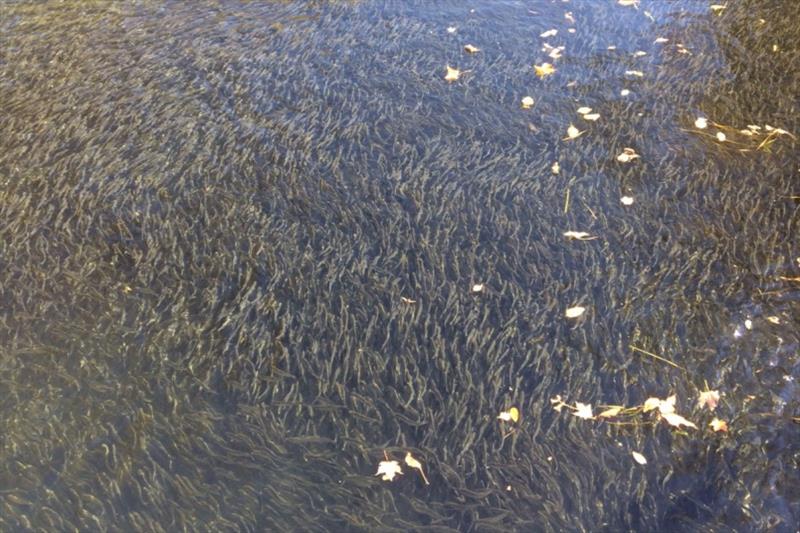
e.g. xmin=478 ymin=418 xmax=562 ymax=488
xmin=509 ymin=406 xmax=520 ymax=422
xmin=404 ymin=453 xmax=430 ymax=485
xmin=598 ymin=406 xmax=622 ymax=418
xmin=565 ymin=306 xmax=586 ymax=318
xmin=521 ymin=96 xmax=535 ymax=109
xmin=632 ymin=451 xmax=647 ymax=465
xmin=576 ymin=107 xmax=592 ymax=115
xmin=710 ymin=418 xmax=728 ymax=432
xmin=534 ymin=63 xmax=556 ymax=77
xmin=464 ymin=44 xmax=480 ymax=54
xmin=444 ymin=66 xmax=461 ymax=82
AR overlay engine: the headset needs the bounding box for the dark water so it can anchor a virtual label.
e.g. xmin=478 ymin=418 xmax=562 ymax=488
xmin=1 ymin=0 xmax=799 ymax=531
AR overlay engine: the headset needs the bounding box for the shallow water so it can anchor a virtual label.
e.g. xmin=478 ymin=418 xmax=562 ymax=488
xmin=1 ymin=1 xmax=798 ymax=531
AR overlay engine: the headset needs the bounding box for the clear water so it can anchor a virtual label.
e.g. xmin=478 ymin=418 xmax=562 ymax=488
xmin=1 ymin=1 xmax=798 ymax=531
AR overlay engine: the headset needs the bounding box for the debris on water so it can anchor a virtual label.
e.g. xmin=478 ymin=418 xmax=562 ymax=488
xmin=695 ymin=117 xmax=709 ymax=129
xmin=534 ymin=62 xmax=556 ymax=77
xmin=577 ymin=107 xmax=592 ymax=115
xmin=498 ymin=406 xmax=520 ymax=423
xmin=472 ymin=283 xmax=484 ymax=293
xmin=710 ymin=419 xmax=729 ymax=432
xmin=563 ymin=231 xmax=595 ymax=241
xmin=444 ymin=65 xmax=461 ymax=82
xmin=540 ymin=29 xmax=558 ymax=38
xmin=463 ymin=44 xmax=480 ymax=54
xmin=573 ymin=402 xmax=594 ymax=419
xmin=697 ymin=390 xmax=720 ymax=411
xmin=565 ymin=306 xmax=586 ymax=318
xmin=405 ymin=453 xmax=430 ymax=485
xmin=376 ymin=460 xmax=403 ymax=482
xmin=521 ymin=96 xmax=535 ymax=109
xmin=616 ymin=148 xmax=640 ymax=163
xmin=632 ymin=451 xmax=647 ymax=465
xmin=565 ymin=124 xmax=583 ymax=140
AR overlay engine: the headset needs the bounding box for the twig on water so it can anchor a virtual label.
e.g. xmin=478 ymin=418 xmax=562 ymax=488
xmin=629 ymin=344 xmax=686 ymax=371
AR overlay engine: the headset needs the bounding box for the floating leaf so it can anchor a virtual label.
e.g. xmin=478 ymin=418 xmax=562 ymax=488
xmin=405 ymin=453 xmax=430 ymax=485
xmin=710 ymin=418 xmax=728 ymax=433
xmin=446 ymin=26 xmax=457 ymax=34
xmin=534 ymin=63 xmax=556 ymax=77
xmin=563 ymin=231 xmax=595 ymax=241
xmin=573 ymin=402 xmax=594 ymax=419
xmin=616 ymin=148 xmax=640 ymax=163
xmin=565 ymin=306 xmax=586 ymax=318
xmin=625 ymin=70 xmax=644 ymax=77
xmin=694 ymin=117 xmax=708 ymax=129
xmin=464 ymin=44 xmax=480 ymax=54
xmin=661 ymin=412 xmax=697 ymax=429
xmin=598 ymin=406 xmax=623 ymax=418
xmin=582 ymin=113 xmax=600 ymax=121
xmin=697 ymin=390 xmax=720 ymax=411
xmin=472 ymin=283 xmax=484 ymax=293
xmin=497 ymin=406 xmax=520 ymax=423
xmin=550 ymin=395 xmax=566 ymax=412
xmin=551 ymin=161 xmax=560 ymax=174
xmin=654 ymin=37 xmax=669 ymax=44
xmin=620 ymin=196 xmax=634 ymax=205
xmin=643 ymin=397 xmax=662 ymax=413
xmin=400 ymin=296 xmax=417 ymax=304
xmin=618 ymin=0 xmax=639 ymax=6
xmin=710 ymin=4 xmax=726 ymax=13
xmin=577 ymin=107 xmax=592 ymax=115
xmin=620 ymin=89 xmax=631 ymax=96
xmin=540 ymin=29 xmax=558 ymax=38
xmin=566 ymin=124 xmax=583 ymax=139
xmin=632 ymin=451 xmax=647 ymax=465
xmin=521 ymin=96 xmax=535 ymax=109
xmin=767 ymin=316 xmax=781 ymax=324
xmin=376 ymin=460 xmax=403 ymax=481
xmin=716 ymin=131 xmax=727 ymax=142
xmin=444 ymin=66 xmax=461 ymax=82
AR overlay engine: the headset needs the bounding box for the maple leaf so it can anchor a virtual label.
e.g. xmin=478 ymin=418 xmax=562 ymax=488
xmin=534 ymin=63 xmax=556 ymax=77
xmin=444 ymin=66 xmax=461 ymax=82
xmin=376 ymin=460 xmax=403 ymax=481
xmin=709 ymin=418 xmax=728 ymax=432
xmin=573 ymin=402 xmax=594 ymax=419
xmin=697 ymin=390 xmax=720 ymax=411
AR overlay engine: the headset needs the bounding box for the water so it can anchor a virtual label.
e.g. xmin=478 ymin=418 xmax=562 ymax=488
xmin=1 ymin=1 xmax=798 ymax=531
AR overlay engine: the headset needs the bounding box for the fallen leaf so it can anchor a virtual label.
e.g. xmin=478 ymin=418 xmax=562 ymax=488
xmin=654 ymin=37 xmax=669 ymax=44
xmin=620 ymin=89 xmax=631 ymax=96
xmin=661 ymin=412 xmax=697 ymax=429
xmin=566 ymin=124 xmax=583 ymax=139
xmin=472 ymin=283 xmax=484 ymax=293
xmin=550 ymin=395 xmax=565 ymax=412
xmin=620 ymin=196 xmax=634 ymax=205
xmin=582 ymin=113 xmax=601 ymax=121
xmin=376 ymin=460 xmax=403 ymax=481
xmin=565 ymin=12 xmax=575 ymax=23
xmin=577 ymin=107 xmax=592 ymax=115
xmin=400 ymin=297 xmax=417 ymax=304
xmin=446 ymin=26 xmax=457 ymax=34
xmin=660 ymin=395 xmax=677 ymax=414
xmin=497 ymin=407 xmax=520 ymax=423
xmin=767 ymin=316 xmax=781 ymax=324
xmin=464 ymin=44 xmax=480 ymax=54
xmin=563 ymin=231 xmax=594 ymax=240
xmin=598 ymin=406 xmax=623 ymax=418
xmin=618 ymin=0 xmax=639 ymax=6
xmin=405 ymin=452 xmax=430 ymax=485
xmin=534 ymin=63 xmax=556 ymax=77
xmin=616 ymin=148 xmax=639 ymax=163
xmin=521 ymin=96 xmax=535 ymax=109
xmin=565 ymin=306 xmax=586 ymax=318
xmin=695 ymin=117 xmax=708 ymax=129
xmin=709 ymin=418 xmax=728 ymax=432
xmin=625 ymin=70 xmax=644 ymax=77
xmin=710 ymin=4 xmax=726 ymax=13
xmin=573 ymin=402 xmax=594 ymax=419
xmin=634 ymin=51 xmax=647 ymax=57
xmin=444 ymin=66 xmax=461 ymax=82
xmin=697 ymin=390 xmax=720 ymax=411
xmin=632 ymin=451 xmax=647 ymax=465
xmin=551 ymin=161 xmax=560 ymax=174
xmin=643 ymin=397 xmax=662 ymax=413
xmin=716 ymin=132 xmax=727 ymax=142
xmin=540 ymin=29 xmax=558 ymax=38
